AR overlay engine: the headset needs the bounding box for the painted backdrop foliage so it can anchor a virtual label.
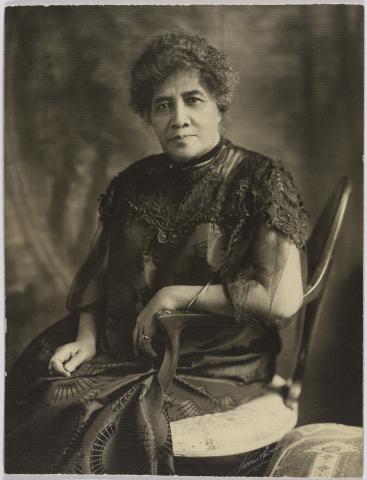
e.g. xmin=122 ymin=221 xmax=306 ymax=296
xmin=5 ymin=5 xmax=363 ymax=426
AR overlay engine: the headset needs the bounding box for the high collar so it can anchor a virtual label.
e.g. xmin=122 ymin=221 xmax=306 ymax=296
xmin=166 ymin=137 xmax=224 ymax=172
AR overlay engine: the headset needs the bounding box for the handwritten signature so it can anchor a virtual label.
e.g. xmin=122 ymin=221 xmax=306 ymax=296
xmin=228 ymin=443 xmax=279 ymax=476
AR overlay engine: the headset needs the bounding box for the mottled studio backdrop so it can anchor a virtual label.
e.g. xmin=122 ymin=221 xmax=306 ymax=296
xmin=5 ymin=5 xmax=363 ymax=426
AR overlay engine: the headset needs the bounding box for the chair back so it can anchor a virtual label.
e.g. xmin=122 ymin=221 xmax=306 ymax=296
xmin=287 ymin=177 xmax=352 ymax=401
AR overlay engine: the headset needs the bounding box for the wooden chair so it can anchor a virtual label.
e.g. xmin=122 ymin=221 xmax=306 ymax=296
xmin=156 ymin=177 xmax=352 ymax=474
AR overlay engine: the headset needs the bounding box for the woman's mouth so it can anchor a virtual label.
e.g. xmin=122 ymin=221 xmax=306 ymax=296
xmin=169 ymin=135 xmax=195 ymax=141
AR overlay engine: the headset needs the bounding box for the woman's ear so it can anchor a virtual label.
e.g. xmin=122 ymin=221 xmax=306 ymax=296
xmin=217 ymin=109 xmax=222 ymax=125
xmin=217 ymin=108 xmax=223 ymax=127
xmin=218 ymin=110 xmax=226 ymax=135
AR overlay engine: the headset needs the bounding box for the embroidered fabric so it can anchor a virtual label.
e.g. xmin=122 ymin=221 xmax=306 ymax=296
xmin=68 ymin=138 xmax=308 ymax=323
xmin=98 ymin=155 xmax=224 ymax=244
xmin=98 ymin=141 xmax=308 ymax=247
xmin=222 ymin=153 xmax=308 ymax=275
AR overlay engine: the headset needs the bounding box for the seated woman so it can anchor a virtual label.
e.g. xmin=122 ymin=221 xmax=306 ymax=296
xmin=5 ymin=31 xmax=308 ymax=475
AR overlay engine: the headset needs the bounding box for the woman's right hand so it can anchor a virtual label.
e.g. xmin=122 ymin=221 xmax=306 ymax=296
xmin=48 ymin=340 xmax=96 ymax=377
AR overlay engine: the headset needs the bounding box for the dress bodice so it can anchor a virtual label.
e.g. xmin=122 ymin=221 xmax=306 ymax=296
xmin=67 ymin=137 xmax=308 ymax=361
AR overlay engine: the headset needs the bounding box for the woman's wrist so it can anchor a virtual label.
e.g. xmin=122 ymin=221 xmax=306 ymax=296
xmin=157 ymin=285 xmax=204 ymax=310
xmin=157 ymin=284 xmax=234 ymax=317
xmin=76 ymin=312 xmax=98 ymax=349
xmin=76 ymin=334 xmax=97 ymax=348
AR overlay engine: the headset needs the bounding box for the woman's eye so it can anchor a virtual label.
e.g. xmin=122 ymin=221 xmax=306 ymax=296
xmin=156 ymin=103 xmax=169 ymax=112
xmin=188 ymin=97 xmax=202 ymax=105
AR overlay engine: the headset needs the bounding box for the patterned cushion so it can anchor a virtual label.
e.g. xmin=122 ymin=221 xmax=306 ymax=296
xmin=171 ymin=375 xmax=298 ymax=457
xmin=265 ymin=423 xmax=363 ymax=477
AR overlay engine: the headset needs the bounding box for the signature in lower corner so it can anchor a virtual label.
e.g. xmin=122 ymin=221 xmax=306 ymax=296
xmin=228 ymin=443 xmax=279 ymax=476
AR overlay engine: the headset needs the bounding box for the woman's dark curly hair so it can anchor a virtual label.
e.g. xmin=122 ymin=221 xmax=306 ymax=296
xmin=129 ymin=31 xmax=239 ymax=117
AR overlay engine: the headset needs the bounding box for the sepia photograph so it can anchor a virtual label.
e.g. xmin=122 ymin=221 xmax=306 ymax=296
xmin=4 ymin=3 xmax=363 ymax=476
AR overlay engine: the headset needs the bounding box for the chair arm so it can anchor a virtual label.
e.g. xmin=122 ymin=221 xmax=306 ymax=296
xmin=156 ymin=310 xmax=235 ymax=391
xmin=281 ymin=379 xmax=303 ymax=409
xmin=303 ymin=262 xmax=333 ymax=304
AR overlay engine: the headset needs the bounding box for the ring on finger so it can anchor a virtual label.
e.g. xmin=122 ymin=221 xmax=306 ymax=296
xmin=142 ymin=334 xmax=151 ymax=341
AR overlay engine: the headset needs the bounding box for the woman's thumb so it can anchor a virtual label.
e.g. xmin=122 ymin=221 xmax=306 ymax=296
xmin=64 ymin=351 xmax=84 ymax=373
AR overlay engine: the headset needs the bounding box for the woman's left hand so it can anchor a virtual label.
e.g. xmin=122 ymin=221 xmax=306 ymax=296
xmin=132 ymin=286 xmax=180 ymax=359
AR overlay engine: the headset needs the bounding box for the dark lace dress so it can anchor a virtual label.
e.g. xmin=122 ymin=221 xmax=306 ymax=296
xmin=5 ymin=137 xmax=308 ymax=474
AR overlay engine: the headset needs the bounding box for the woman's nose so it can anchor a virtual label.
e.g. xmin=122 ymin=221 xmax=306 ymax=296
xmin=171 ymin=103 xmax=189 ymax=128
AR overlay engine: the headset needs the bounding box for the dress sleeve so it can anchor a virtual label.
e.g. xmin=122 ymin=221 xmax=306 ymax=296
xmin=65 ymin=223 xmax=109 ymax=315
xmin=65 ymin=170 xmax=124 ymax=315
xmin=221 ymin=157 xmax=309 ymax=329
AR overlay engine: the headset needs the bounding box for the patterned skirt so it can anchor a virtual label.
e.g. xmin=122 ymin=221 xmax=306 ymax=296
xmin=5 ymin=313 xmax=278 ymax=474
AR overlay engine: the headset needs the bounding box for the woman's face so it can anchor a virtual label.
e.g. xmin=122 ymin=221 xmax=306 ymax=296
xmin=149 ymin=69 xmax=221 ymax=163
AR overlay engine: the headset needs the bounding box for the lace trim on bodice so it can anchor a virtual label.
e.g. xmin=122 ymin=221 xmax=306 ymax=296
xmin=98 ymin=141 xmax=308 ymax=250
xmin=122 ymin=174 xmax=224 ymax=244
xmin=98 ymin=144 xmax=229 ymax=244
xmin=222 ymin=157 xmax=308 ymax=277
